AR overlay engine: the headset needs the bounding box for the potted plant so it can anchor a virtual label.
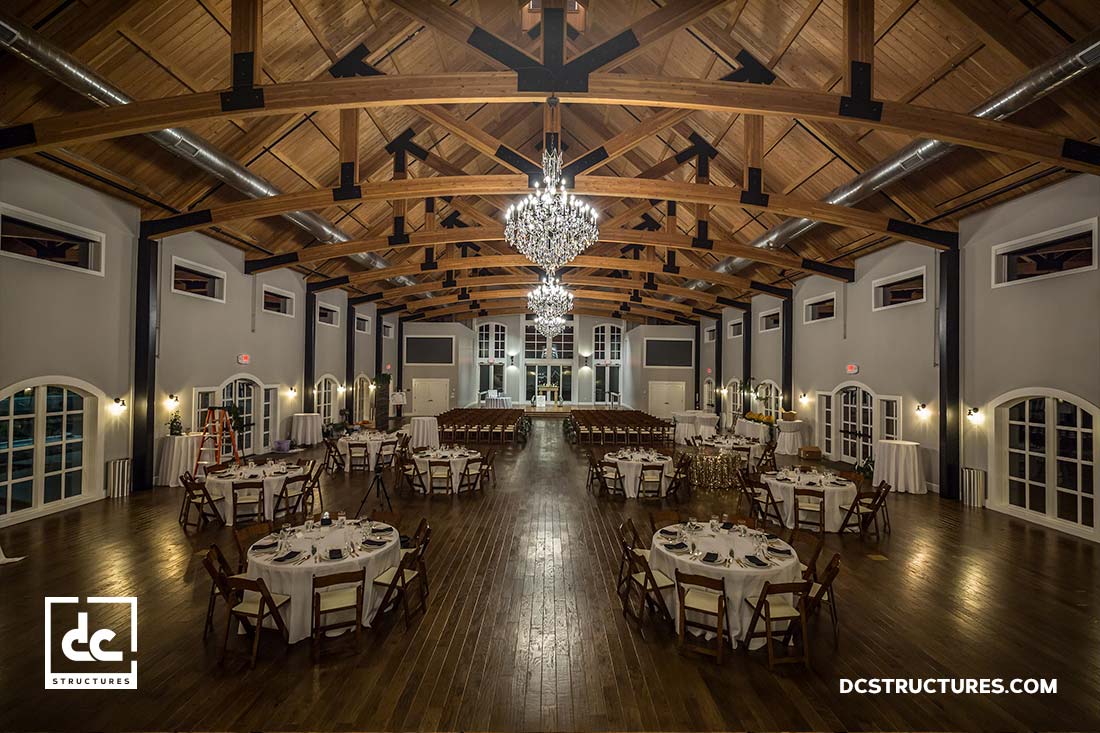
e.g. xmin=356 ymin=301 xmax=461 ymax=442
xmin=166 ymin=410 xmax=184 ymax=436
xmin=856 ymin=455 xmax=875 ymax=482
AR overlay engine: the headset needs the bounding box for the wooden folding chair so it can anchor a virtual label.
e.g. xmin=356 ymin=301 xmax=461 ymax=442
xmin=323 ymin=437 xmax=345 ymax=473
xmin=664 ymin=454 xmax=692 ymax=502
xmin=200 ymin=544 xmax=244 ymax=638
xmin=742 ymin=578 xmax=812 ymax=671
xmin=616 ymin=518 xmax=649 ymax=595
xmin=649 ymin=509 xmax=682 ymax=536
xmin=371 ymin=551 xmax=427 ymax=629
xmin=180 ymin=476 xmax=223 ymax=531
xmin=621 ymin=543 xmax=673 ymax=633
xmin=399 ymin=456 xmax=427 ymax=495
xmin=806 ymin=553 xmax=841 ymax=646
xmin=232 ymin=520 xmax=273 ymax=573
xmin=457 ymin=458 xmax=482 ymax=494
xmin=838 ymin=483 xmax=890 ymax=539
xmin=636 ymin=463 xmax=664 ymax=500
xmin=675 ymin=570 xmax=730 ymax=664
xmin=749 ymin=476 xmax=786 ymax=529
xmin=347 ymin=442 xmax=370 ymax=474
xmin=311 ymin=568 xmax=366 ymax=660
xmin=598 ymin=459 xmax=627 ymax=498
xmin=272 ymin=474 xmax=307 ymax=522
xmin=794 ymin=487 xmax=826 ymax=536
xmin=221 ymin=575 xmax=290 ymax=668
xmin=755 ymin=441 xmax=778 ymax=473
xmin=427 ymin=459 xmax=453 ymax=495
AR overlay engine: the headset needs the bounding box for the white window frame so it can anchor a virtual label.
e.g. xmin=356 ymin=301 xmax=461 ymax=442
xmin=703 ymin=326 xmax=716 ymax=343
xmin=727 ymin=320 xmax=743 ymax=339
xmin=382 ymin=322 xmax=395 ymax=339
xmin=260 ymin=284 xmax=295 ymax=318
xmin=316 ymin=302 xmax=341 ymax=328
xmin=802 ymin=292 xmax=837 ymax=325
xmin=477 ymin=322 xmax=507 ymax=361
xmin=758 ymin=308 xmax=781 ymax=334
xmin=592 ymin=323 xmax=623 ymax=362
xmin=355 ymin=314 xmax=371 ymax=334
xmin=872 ymin=266 xmax=926 ymax=312
xmin=990 ymin=217 xmax=1098 ymax=289
xmin=404 ymin=335 xmax=456 ymax=366
xmin=643 ymin=337 xmax=694 ymax=369
xmin=879 ymin=395 xmax=903 ymax=441
xmin=0 ymin=202 xmax=106 ymax=277
xmin=171 ymin=256 xmax=226 ymax=303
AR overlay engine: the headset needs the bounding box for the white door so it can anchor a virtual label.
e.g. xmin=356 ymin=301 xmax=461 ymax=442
xmin=648 ymin=381 xmax=686 ymax=419
xmin=412 ymin=378 xmax=449 ymax=416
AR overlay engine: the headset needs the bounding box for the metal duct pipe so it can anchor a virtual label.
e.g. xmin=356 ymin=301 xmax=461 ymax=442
xmin=0 ymin=14 xmax=419 ymax=290
xmin=683 ymin=30 xmax=1100 ymax=293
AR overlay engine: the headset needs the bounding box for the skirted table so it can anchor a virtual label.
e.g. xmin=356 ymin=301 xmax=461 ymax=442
xmin=409 ymin=416 xmax=440 ymax=449
xmin=158 ymin=433 xmax=204 ymax=486
xmin=874 ymin=439 xmax=926 ymax=494
xmin=734 ymin=419 xmax=771 ymax=443
xmin=672 ymin=410 xmax=720 ymax=444
xmin=290 ymin=412 xmax=323 ymax=446
xmin=775 ymin=419 xmax=806 ymax=456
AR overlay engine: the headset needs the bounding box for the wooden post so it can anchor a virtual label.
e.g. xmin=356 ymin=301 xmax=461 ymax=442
xmin=843 ymin=0 xmax=874 ymax=96
xmin=339 ymin=108 xmax=359 ymax=182
xmin=231 ymin=0 xmax=263 ymax=85
xmin=743 ymin=114 xmax=764 ymax=187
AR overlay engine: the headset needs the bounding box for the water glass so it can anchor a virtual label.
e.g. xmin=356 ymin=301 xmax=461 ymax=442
xmin=688 ymin=516 xmax=697 ymax=530
xmin=710 ymin=515 xmax=719 ymax=531
xmin=721 ymin=513 xmax=729 ymax=529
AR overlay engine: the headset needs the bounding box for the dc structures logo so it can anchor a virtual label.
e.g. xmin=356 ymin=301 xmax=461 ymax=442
xmin=44 ymin=597 xmax=137 ymax=689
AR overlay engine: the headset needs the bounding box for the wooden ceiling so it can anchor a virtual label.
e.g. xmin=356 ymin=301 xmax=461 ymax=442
xmin=2 ymin=0 xmax=1098 ymax=323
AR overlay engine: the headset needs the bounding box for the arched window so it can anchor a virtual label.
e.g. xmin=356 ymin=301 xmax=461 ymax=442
xmin=0 ymin=380 xmax=98 ymax=522
xmin=837 ymin=384 xmax=874 ymax=463
xmin=353 ymin=375 xmax=373 ymax=423
xmin=756 ymin=380 xmax=781 ymax=421
xmin=194 ymin=374 xmax=276 ymax=456
xmin=314 ymin=375 xmax=340 ymax=423
xmin=593 ymin=324 xmax=622 ymax=362
xmin=703 ymin=378 xmax=715 ymax=410
xmin=723 ymin=379 xmax=743 ymax=428
xmin=477 ymin=322 xmax=507 ymax=360
xmin=592 ymin=324 xmax=622 ymax=404
xmin=1000 ymin=393 xmax=1096 ymax=531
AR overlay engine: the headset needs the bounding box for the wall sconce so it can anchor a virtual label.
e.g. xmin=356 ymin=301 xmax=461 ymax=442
xmin=164 ymin=394 xmax=179 ymax=409
xmin=109 ymin=397 xmax=127 ymax=416
xmin=285 ymin=386 xmax=298 ymax=398
xmin=337 ymin=384 xmax=347 ymax=394
xmin=967 ymin=407 xmax=983 ymax=425
xmin=718 ymin=387 xmax=728 ymax=397
xmin=915 ymin=403 xmax=930 ymax=419
xmin=369 ymin=383 xmax=377 ymax=392
xmin=799 ymin=392 xmax=810 ymax=405
xmin=509 ymin=354 xmax=516 ymax=367
xmin=582 ymin=355 xmax=590 ymax=368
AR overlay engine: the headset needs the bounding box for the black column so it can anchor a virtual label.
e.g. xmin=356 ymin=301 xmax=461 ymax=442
xmin=939 ymin=250 xmax=961 ymax=500
xmin=132 ymin=237 xmax=159 ymax=491
xmin=374 ymin=312 xmax=384 ymax=376
xmin=694 ymin=321 xmax=702 ymax=409
xmin=345 ymin=303 xmax=356 ymax=417
xmin=396 ymin=317 xmax=405 ymax=390
xmin=304 ymin=292 xmax=316 ymax=412
xmin=714 ymin=313 xmax=724 ymax=418
xmin=741 ymin=308 xmax=752 ymax=416
xmin=781 ymin=298 xmax=793 ymax=411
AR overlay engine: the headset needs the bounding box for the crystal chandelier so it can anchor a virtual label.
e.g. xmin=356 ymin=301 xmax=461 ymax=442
xmin=504 ymin=147 xmax=599 ymax=273
xmin=533 ymin=314 xmax=567 ymax=340
xmin=526 ymin=277 xmax=573 ymax=321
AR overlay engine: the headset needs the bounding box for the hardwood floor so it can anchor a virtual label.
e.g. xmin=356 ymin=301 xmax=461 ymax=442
xmin=2 ymin=421 xmax=1099 ymax=731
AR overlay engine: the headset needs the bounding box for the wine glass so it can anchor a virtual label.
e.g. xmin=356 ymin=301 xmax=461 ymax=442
xmin=710 ymin=515 xmax=719 ymax=532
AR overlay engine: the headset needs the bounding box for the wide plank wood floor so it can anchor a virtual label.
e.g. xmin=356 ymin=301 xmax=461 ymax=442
xmin=2 ymin=420 xmax=1099 ymax=731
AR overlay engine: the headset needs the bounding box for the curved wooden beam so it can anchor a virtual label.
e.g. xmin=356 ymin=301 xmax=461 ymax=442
xmin=252 ymin=222 xmax=854 ymax=280
xmin=405 ymin=288 xmax=700 ymax=316
xmin=4 ymin=72 xmax=1097 ymax=174
xmin=146 ymin=174 xmax=956 ymax=249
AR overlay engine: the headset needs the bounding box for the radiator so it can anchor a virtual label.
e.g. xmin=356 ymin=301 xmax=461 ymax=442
xmin=106 ymin=458 xmax=132 ymax=498
xmin=961 ymin=467 xmax=986 ymax=507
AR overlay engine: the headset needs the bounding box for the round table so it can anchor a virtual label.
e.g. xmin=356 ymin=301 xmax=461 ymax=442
xmin=605 ymin=449 xmax=674 ymax=498
xmin=291 ymin=413 xmax=323 ymax=446
xmin=734 ymin=419 xmax=771 ymax=443
xmin=204 ymin=463 xmax=305 ymax=526
xmin=412 ymin=447 xmax=480 ymax=490
xmin=775 ymin=420 xmax=805 ymax=456
xmin=648 ymin=524 xmax=800 ymax=649
xmin=158 ymin=433 xmax=203 ymax=487
xmin=484 ymin=396 xmax=513 ymax=408
xmin=245 ymin=520 xmax=401 ymax=643
xmin=874 ymin=439 xmax=925 ymax=494
xmin=701 ymin=436 xmax=764 ymax=466
xmin=409 ymin=416 xmax=440 ymax=449
xmin=336 ymin=431 xmax=389 ymax=469
xmin=762 ymin=470 xmax=858 ymax=532
xmin=672 ymin=410 xmax=721 ymax=444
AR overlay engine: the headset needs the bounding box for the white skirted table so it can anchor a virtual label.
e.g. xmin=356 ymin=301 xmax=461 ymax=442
xmin=412 ymin=447 xmax=480 ymax=489
xmin=672 ymin=410 xmax=720 ymax=444
xmin=604 ymin=449 xmax=675 ymax=498
xmin=484 ymin=396 xmax=513 ymax=408
xmin=290 ymin=412 xmax=323 ymax=446
xmin=244 ymin=520 xmax=401 ymax=643
xmin=158 ymin=433 xmax=204 ymax=486
xmin=204 ymin=463 xmax=306 ymax=526
xmin=874 ymin=439 xmax=925 ymax=494
xmin=336 ymin=431 xmax=390 ymax=469
xmin=648 ymin=523 xmax=800 ymax=649
xmin=701 ymin=435 xmax=765 ymax=466
xmin=775 ymin=419 xmax=806 ymax=456
xmin=734 ymin=419 xmax=771 ymax=443
xmin=409 ymin=416 xmax=440 ymax=449
xmin=762 ymin=469 xmax=858 ymax=532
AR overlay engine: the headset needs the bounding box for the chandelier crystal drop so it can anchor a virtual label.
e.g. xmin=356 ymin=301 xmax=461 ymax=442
xmin=504 ymin=147 xmax=599 ymax=274
xmin=533 ymin=314 xmax=567 ymax=340
xmin=526 ymin=277 xmax=574 ymax=321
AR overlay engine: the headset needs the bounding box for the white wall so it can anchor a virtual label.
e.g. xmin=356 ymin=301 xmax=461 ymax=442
xmin=401 ymin=321 xmax=476 ymax=413
xmin=623 ymin=324 xmax=697 ymax=413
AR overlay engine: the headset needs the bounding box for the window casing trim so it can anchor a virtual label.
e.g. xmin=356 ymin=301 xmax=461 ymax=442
xmin=802 ymin=291 xmax=837 ymax=325
xmin=990 ymin=217 xmax=1098 ymax=290
xmin=260 ymin=284 xmax=295 ymax=318
xmin=171 ymin=255 xmax=226 ymax=303
xmin=871 ymin=265 xmax=926 ymax=312
xmin=758 ymin=307 xmax=781 ymax=333
xmin=0 ymin=202 xmax=106 ymax=277
xmin=316 ymin=302 xmax=341 ymax=328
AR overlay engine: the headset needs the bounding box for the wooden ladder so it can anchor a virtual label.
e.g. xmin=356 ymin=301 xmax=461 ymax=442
xmin=192 ymin=406 xmax=240 ymax=475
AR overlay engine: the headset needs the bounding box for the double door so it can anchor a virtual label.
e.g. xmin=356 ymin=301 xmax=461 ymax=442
xmin=648 ymin=381 xmax=686 ymax=419
xmin=412 ymin=378 xmax=450 ymax=417
xmin=593 ymin=364 xmax=620 ymax=404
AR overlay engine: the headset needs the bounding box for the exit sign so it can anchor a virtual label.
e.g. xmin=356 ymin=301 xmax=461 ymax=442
xmin=846 ymin=363 xmax=859 ymax=375
xmin=237 ymin=354 xmax=250 ymax=365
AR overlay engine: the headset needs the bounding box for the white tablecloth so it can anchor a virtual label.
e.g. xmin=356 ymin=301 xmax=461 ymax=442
xmin=484 ymin=396 xmax=513 ymax=409
xmin=291 ymin=413 xmax=323 ymax=446
xmin=205 ymin=464 xmax=305 ymax=526
xmin=649 ymin=524 xmax=800 ymax=648
xmin=762 ymin=471 xmax=858 ymax=532
xmin=672 ymin=410 xmax=721 ymax=444
xmin=337 ymin=431 xmax=389 ymax=469
xmin=159 ymin=433 xmax=204 ymax=486
xmin=605 ymin=450 xmax=674 ymax=498
xmin=413 ymin=448 xmax=480 ymax=490
xmin=245 ymin=521 xmax=401 ymax=643
xmin=775 ymin=420 xmax=805 ymax=456
xmin=701 ymin=436 xmax=764 ymax=466
xmin=735 ymin=419 xmax=771 ymax=443
xmin=410 ymin=416 xmax=440 ymax=449
xmin=874 ymin=439 xmax=925 ymax=494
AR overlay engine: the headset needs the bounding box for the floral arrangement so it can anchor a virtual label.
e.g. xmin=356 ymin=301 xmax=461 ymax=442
xmin=165 ymin=410 xmax=184 ymax=436
xmin=743 ymin=412 xmax=776 ymax=425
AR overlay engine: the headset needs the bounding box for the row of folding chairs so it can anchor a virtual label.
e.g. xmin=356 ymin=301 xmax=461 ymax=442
xmin=178 ymin=458 xmax=323 ymax=532
xmin=586 ymin=450 xmax=691 ymax=502
xmin=440 ymin=421 xmax=519 ymax=444
xmin=397 ymin=450 xmax=496 ymax=497
xmin=574 ymin=422 xmax=674 ymax=446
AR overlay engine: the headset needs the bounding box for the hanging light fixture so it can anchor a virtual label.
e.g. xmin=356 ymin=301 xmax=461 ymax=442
xmin=504 ymin=146 xmax=599 ymax=273
xmin=526 ymin=276 xmax=574 ymax=321
xmin=533 ymin=314 xmax=567 ymax=339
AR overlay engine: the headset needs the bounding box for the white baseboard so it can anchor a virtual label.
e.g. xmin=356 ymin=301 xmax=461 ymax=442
xmin=0 ymin=492 xmax=104 ymax=528
xmin=986 ymin=501 xmax=1099 ymax=543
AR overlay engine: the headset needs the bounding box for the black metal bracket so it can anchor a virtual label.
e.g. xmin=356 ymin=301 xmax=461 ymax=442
xmin=220 ymin=52 xmax=264 ymax=111
xmin=721 ymin=50 xmax=776 ymax=85
xmin=740 ymin=166 xmax=770 ymax=207
xmin=245 ymin=251 xmax=299 ymax=274
xmin=331 ymin=161 xmax=362 ymax=201
xmin=329 ymin=43 xmax=384 ymax=78
xmin=839 ymin=61 xmax=883 ymax=121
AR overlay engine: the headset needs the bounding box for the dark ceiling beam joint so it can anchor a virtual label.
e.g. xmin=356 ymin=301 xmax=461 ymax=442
xmin=839 ymin=61 xmax=883 ymax=121
xmin=220 ymin=52 xmax=264 ymax=111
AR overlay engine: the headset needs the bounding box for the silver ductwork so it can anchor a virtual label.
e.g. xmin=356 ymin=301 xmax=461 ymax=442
xmin=683 ymin=30 xmax=1100 ymax=293
xmin=0 ymin=14 xmax=419 ymax=290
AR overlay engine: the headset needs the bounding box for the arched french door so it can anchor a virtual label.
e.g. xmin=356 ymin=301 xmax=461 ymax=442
xmin=353 ymin=375 xmax=373 ymax=423
xmin=838 ymin=384 xmax=874 ymax=463
xmin=723 ymin=379 xmax=741 ymax=428
xmin=702 ymin=378 xmax=715 ymax=411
